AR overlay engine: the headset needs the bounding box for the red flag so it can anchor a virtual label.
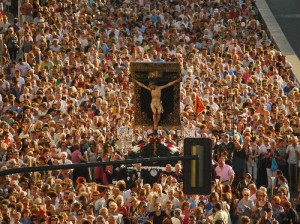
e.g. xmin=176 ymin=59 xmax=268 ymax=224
xmin=194 ymin=94 xmax=205 ymax=116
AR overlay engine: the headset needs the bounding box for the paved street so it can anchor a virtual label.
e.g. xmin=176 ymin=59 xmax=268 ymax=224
xmin=267 ymin=0 xmax=300 ymax=198
xmin=266 ymin=0 xmax=300 ymax=59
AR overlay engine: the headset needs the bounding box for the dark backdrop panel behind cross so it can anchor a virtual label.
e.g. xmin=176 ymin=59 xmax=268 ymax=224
xmin=130 ymin=62 xmax=181 ymax=129
xmin=135 ymin=81 xmax=180 ymax=128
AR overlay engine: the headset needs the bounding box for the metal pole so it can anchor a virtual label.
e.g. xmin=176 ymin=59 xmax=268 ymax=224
xmin=232 ymin=95 xmax=235 ymax=138
xmin=0 ymin=155 xmax=200 ymax=176
xmin=0 ymin=34 xmax=3 ymax=67
xmin=18 ymin=0 xmax=22 ymax=26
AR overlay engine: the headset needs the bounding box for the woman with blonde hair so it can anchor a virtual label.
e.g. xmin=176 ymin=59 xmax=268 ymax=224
xmin=58 ymin=212 xmax=68 ymax=223
xmin=115 ymin=195 xmax=128 ymax=222
xmin=138 ymin=187 xmax=147 ymax=201
xmin=33 ymin=120 xmax=43 ymax=131
xmin=193 ymin=206 xmax=205 ymax=222
xmin=236 ymin=188 xmax=254 ymax=221
xmin=252 ymin=190 xmax=271 ymax=223
xmin=174 ymin=190 xmax=185 ymax=206
xmin=128 ymin=196 xmax=139 ymax=223
xmin=99 ymin=207 xmax=109 ymax=222
xmin=271 ymin=196 xmax=284 ymax=221
xmin=147 ymin=192 xmax=159 ymax=213
xmin=181 ymin=200 xmax=192 ymax=224
xmin=48 ymin=204 xmax=56 ymax=216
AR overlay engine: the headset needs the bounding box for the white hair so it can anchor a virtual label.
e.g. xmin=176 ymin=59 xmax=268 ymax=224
xmin=60 ymin=152 xmax=67 ymax=158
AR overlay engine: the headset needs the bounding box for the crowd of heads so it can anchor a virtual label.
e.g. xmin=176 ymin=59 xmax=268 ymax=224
xmin=0 ymin=0 xmax=300 ymax=223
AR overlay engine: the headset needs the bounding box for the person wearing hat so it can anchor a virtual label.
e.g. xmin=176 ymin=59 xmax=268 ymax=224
xmin=182 ymin=67 xmax=195 ymax=83
xmin=237 ymin=173 xmax=254 ymax=197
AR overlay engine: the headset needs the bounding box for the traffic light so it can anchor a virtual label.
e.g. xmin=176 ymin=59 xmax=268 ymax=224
xmin=183 ymin=138 xmax=212 ymax=195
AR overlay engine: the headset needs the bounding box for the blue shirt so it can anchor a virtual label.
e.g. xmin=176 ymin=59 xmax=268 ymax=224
xmin=20 ymin=218 xmax=32 ymax=224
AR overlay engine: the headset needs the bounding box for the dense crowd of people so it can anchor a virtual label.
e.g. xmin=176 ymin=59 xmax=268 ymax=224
xmin=0 ymin=0 xmax=300 ymax=223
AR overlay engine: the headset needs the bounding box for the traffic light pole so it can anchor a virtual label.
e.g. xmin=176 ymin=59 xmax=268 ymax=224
xmin=0 ymin=34 xmax=3 ymax=67
xmin=0 ymin=155 xmax=200 ymax=176
xmin=1 ymin=138 xmax=212 ymax=195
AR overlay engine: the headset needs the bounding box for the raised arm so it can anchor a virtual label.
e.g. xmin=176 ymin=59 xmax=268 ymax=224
xmin=133 ymin=79 xmax=151 ymax=91
xmin=159 ymin=78 xmax=181 ymax=90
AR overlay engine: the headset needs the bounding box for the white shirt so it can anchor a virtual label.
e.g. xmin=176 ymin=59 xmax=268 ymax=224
xmin=166 ymin=197 xmax=181 ymax=209
xmin=123 ymin=189 xmax=132 ymax=203
xmin=94 ymin=197 xmax=106 ymax=211
xmin=157 ymin=193 xmax=168 ymax=204
xmin=209 ymin=102 xmax=219 ymax=111
xmin=258 ymin=144 xmax=268 ymax=156
xmin=17 ymin=76 xmax=25 ymax=87
xmin=59 ymin=159 xmax=72 ymax=165
xmin=250 ymin=193 xmax=257 ymax=202
xmin=171 ymin=217 xmax=182 ymax=224
xmin=287 ymin=144 xmax=300 ymax=164
xmin=15 ymin=62 xmax=31 ymax=77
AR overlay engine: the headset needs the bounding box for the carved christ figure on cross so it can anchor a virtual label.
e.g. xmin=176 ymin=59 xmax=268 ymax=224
xmin=133 ymin=78 xmax=181 ymax=130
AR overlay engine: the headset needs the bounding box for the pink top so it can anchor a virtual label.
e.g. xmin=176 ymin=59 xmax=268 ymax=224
xmin=215 ymin=164 xmax=235 ymax=182
xmin=71 ymin=150 xmax=83 ymax=164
